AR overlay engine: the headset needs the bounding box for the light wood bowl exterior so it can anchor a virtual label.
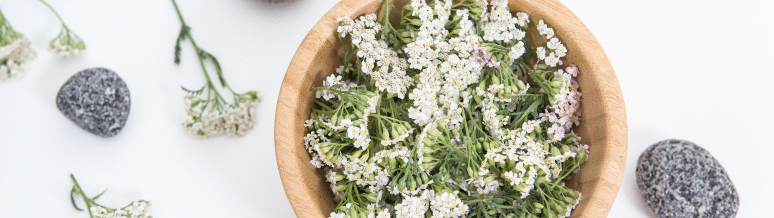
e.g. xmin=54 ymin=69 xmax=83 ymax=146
xmin=275 ymin=0 xmax=628 ymax=217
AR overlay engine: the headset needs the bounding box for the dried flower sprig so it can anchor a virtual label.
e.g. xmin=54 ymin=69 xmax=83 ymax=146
xmin=69 ymin=174 xmax=153 ymax=218
xmin=38 ymin=0 xmax=85 ymax=57
xmin=0 ymin=8 xmax=36 ymax=82
xmin=171 ymin=0 xmax=261 ymax=138
xmin=304 ymin=1 xmax=590 ymax=218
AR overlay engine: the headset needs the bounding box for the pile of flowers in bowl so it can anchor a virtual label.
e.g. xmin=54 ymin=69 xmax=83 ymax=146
xmin=299 ymin=1 xmax=595 ymax=217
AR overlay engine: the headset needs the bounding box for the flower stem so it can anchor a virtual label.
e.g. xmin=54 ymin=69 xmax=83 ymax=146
xmin=171 ymin=0 xmax=229 ymax=108
xmin=171 ymin=0 xmax=211 ymax=84
xmin=70 ymin=174 xmax=94 ymax=218
xmin=38 ymin=0 xmax=68 ymax=29
xmin=170 ymin=0 xmax=187 ymax=27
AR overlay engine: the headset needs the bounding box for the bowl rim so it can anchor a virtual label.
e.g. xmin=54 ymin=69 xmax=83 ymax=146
xmin=275 ymin=0 xmax=628 ymax=217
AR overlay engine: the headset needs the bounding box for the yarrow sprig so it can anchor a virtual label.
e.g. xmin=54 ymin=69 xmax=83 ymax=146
xmin=69 ymin=174 xmax=153 ymax=218
xmin=304 ymin=1 xmax=590 ymax=218
xmin=0 ymin=8 xmax=36 ymax=82
xmin=171 ymin=0 xmax=261 ymax=138
xmin=39 ymin=0 xmax=85 ymax=57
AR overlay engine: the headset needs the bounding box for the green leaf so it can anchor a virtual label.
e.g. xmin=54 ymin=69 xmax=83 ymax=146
xmin=70 ymin=186 xmax=83 ymax=211
xmin=203 ymin=51 xmax=226 ymax=87
xmin=92 ymin=188 xmax=108 ymax=200
xmin=174 ymin=25 xmax=189 ymax=64
xmin=181 ymin=84 xmax=206 ymax=96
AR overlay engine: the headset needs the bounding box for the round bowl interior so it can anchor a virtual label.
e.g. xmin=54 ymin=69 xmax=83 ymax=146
xmin=275 ymin=0 xmax=628 ymax=217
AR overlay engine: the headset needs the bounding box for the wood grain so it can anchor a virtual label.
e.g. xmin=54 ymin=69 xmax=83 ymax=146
xmin=274 ymin=0 xmax=628 ymax=217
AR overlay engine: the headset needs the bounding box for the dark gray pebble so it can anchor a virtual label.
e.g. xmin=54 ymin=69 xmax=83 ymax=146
xmin=637 ymin=139 xmax=738 ymax=218
xmin=56 ymin=68 xmax=130 ymax=137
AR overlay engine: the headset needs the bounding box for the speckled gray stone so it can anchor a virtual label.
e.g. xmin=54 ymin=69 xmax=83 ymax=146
xmin=56 ymin=68 xmax=130 ymax=137
xmin=637 ymin=139 xmax=738 ymax=218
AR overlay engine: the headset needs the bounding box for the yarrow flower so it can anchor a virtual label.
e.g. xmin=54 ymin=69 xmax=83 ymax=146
xmin=69 ymin=174 xmax=153 ymax=218
xmin=39 ymin=0 xmax=86 ymax=57
xmin=173 ymin=0 xmax=261 ymax=138
xmin=337 ymin=13 xmax=413 ymax=99
xmin=305 ymin=1 xmax=590 ymax=218
xmin=395 ymin=190 xmax=433 ymax=218
xmin=429 ymin=191 xmax=469 ymax=218
xmin=0 ymin=9 xmax=36 ymax=82
xmin=183 ymin=91 xmax=260 ymax=137
xmin=534 ymin=19 xmax=568 ymax=69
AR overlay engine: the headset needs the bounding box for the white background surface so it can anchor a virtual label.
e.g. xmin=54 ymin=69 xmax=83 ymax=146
xmin=0 ymin=0 xmax=771 ymax=217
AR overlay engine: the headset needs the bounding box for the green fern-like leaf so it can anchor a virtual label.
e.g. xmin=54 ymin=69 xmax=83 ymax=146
xmin=181 ymin=84 xmax=206 ymax=96
xmin=174 ymin=25 xmax=189 ymax=64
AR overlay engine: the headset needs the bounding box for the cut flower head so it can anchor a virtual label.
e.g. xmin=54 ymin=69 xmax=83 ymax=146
xmin=39 ymin=0 xmax=86 ymax=57
xmin=0 ymin=8 xmax=36 ymax=82
xmin=172 ymin=0 xmax=261 ymax=138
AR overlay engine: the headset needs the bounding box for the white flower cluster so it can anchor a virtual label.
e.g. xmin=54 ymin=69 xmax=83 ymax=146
xmin=482 ymin=1 xmax=527 ymax=43
xmin=322 ymin=156 xmax=392 ymax=216
xmin=373 ymin=142 xmax=411 ymax=164
xmin=479 ymin=85 xmax=513 ymax=137
xmin=429 ymin=191 xmax=469 ymax=218
xmin=476 ymin=133 xmax=580 ymax=198
xmin=347 ymin=123 xmax=372 ymax=149
xmin=89 ymin=201 xmax=151 ymax=218
xmin=312 ymin=74 xmax=380 ymax=150
xmin=37 ymin=0 xmax=86 ymax=57
xmin=395 ymin=190 xmax=434 ymax=218
xmin=338 ymin=155 xmax=391 ymax=191
xmin=50 ymin=40 xmax=83 ymax=57
xmin=338 ymin=14 xmax=413 ymax=98
xmin=406 ymin=0 xmax=483 ymax=129
xmin=304 ymin=126 xmax=330 ymax=168
xmin=480 ymin=0 xmax=530 ymax=67
xmin=48 ymin=29 xmax=86 ymax=57
xmin=535 ymin=20 xmax=568 ymax=67
xmin=541 ymin=65 xmax=582 ymax=142
xmin=182 ymin=95 xmax=260 ymax=138
xmin=0 ymin=38 xmax=36 ymax=82
xmin=330 ymin=203 xmax=391 ymax=218
xmin=367 ymin=203 xmax=392 ymax=218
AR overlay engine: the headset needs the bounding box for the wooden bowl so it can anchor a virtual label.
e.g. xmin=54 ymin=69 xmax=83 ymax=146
xmin=275 ymin=0 xmax=628 ymax=217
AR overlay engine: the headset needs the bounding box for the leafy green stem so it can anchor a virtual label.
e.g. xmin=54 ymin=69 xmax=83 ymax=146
xmin=71 ymin=174 xmax=96 ymax=218
xmin=0 ymin=9 xmax=23 ymax=46
xmin=172 ymin=0 xmax=237 ymax=111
